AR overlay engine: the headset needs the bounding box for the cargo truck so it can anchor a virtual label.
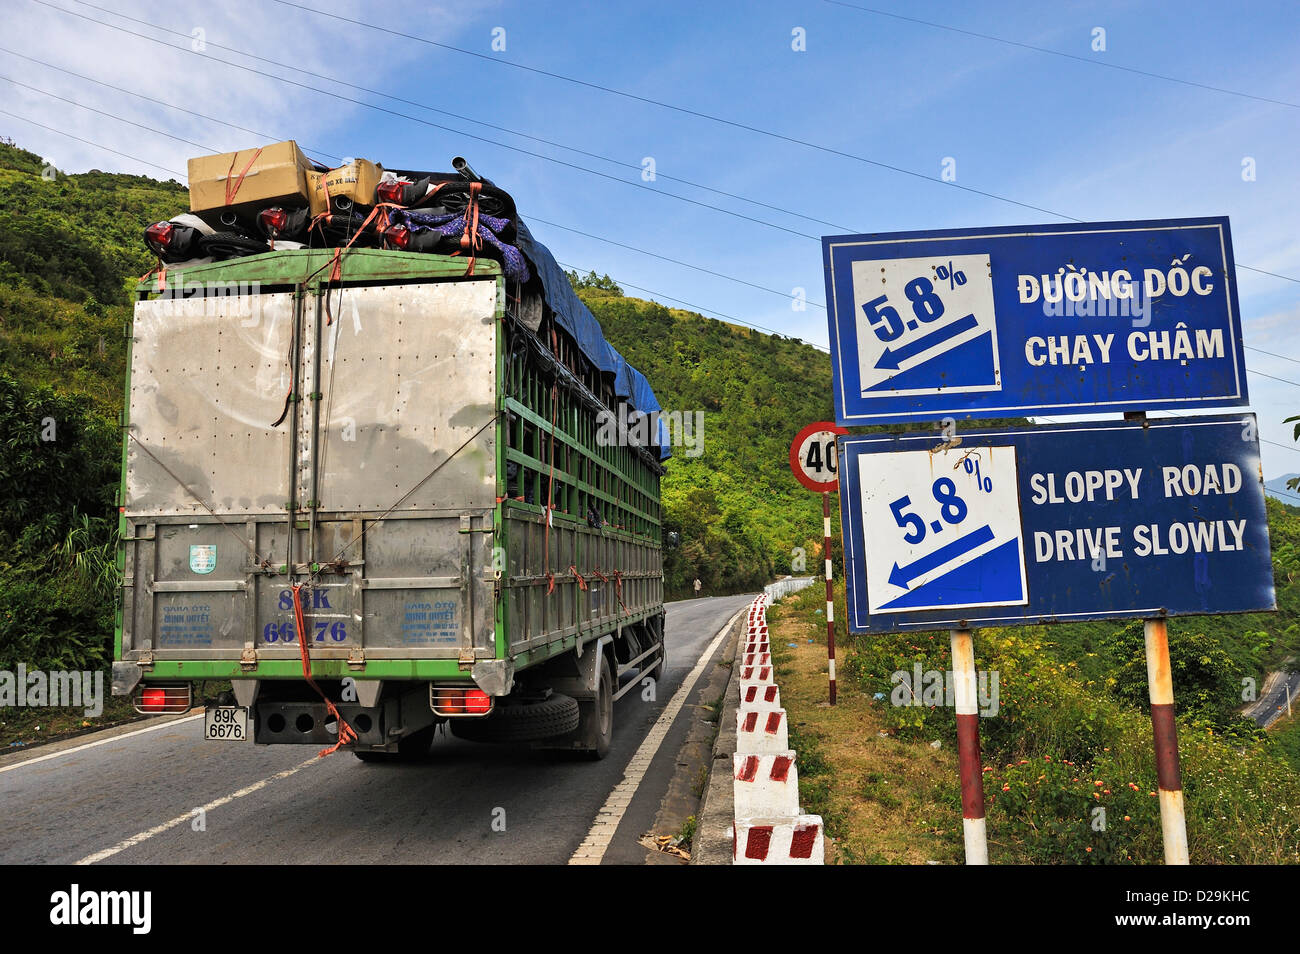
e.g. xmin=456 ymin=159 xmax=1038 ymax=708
xmin=112 ymin=241 xmax=667 ymax=761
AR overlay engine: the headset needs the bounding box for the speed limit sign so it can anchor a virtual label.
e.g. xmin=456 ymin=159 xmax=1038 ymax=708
xmin=789 ymin=421 xmax=848 ymax=492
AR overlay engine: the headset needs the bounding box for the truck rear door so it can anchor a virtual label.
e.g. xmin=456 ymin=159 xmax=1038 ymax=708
xmin=119 ymin=262 xmax=500 ymax=680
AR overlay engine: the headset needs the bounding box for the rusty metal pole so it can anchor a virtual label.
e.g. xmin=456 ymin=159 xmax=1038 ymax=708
xmin=1144 ymin=617 xmax=1189 ymax=864
xmin=823 ymin=491 xmax=837 ymax=705
xmin=951 ymin=627 xmax=988 ymax=864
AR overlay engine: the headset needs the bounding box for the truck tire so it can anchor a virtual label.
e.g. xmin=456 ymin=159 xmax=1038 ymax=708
xmin=450 ymin=692 xmax=580 ymax=744
xmin=353 ymin=724 xmax=435 ymax=763
xmin=575 ymin=656 xmax=614 ymax=760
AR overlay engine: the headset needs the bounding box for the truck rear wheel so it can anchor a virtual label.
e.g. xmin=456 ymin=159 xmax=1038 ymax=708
xmin=450 ymin=692 xmax=580 ymax=744
xmin=576 ymin=656 xmax=614 ymax=760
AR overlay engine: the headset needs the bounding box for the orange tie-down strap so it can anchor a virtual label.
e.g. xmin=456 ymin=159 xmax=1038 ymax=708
xmin=305 ymin=201 xmax=405 ymax=292
xmin=224 ymin=147 xmax=263 ymax=206
xmin=140 ymin=260 xmax=167 ymax=292
xmin=592 ymin=569 xmax=629 ymax=616
xmin=291 ymin=583 xmax=358 ymax=757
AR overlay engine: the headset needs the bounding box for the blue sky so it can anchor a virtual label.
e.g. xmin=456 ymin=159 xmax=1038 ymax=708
xmin=4 ymin=0 xmax=1298 ymax=477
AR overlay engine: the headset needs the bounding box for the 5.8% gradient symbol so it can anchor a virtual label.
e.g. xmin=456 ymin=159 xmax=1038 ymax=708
xmin=963 ymin=455 xmax=993 ymax=493
xmin=934 ymin=261 xmax=967 ymax=289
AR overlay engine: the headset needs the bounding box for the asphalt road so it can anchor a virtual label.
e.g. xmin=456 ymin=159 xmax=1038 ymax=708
xmin=0 ymin=594 xmax=752 ymax=865
xmin=1244 ymin=667 xmax=1300 ymax=728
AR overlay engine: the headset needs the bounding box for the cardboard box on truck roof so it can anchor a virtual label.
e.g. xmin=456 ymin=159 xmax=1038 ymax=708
xmin=307 ymin=159 xmax=384 ymax=216
xmin=187 ymin=140 xmax=314 ymax=216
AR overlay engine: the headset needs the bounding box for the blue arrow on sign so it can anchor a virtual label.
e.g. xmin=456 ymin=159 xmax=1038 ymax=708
xmin=874 ymin=313 xmax=979 ymax=371
xmin=887 ymin=523 xmax=995 ymax=590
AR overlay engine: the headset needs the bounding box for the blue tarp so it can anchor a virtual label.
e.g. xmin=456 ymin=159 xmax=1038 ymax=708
xmin=514 ymin=218 xmax=669 ymax=459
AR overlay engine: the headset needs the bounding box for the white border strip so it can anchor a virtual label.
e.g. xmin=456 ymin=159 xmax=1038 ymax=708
xmin=569 ymin=608 xmax=744 ymax=865
xmin=0 ymin=712 xmax=204 ymax=775
xmin=76 ymin=755 xmax=322 ymax=865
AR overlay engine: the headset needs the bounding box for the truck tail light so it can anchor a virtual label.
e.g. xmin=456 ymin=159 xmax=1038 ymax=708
xmin=431 ymin=686 xmax=493 ymax=717
xmin=376 ymin=179 xmax=410 ymax=205
xmin=144 ymin=221 xmax=174 ymax=251
xmin=383 ymin=225 xmax=410 ymax=250
xmin=258 ymin=206 xmax=288 ymax=235
xmin=133 ymin=683 xmax=191 ymax=714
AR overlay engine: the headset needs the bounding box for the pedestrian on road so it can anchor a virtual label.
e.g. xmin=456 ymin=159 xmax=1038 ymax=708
xmin=693 ymin=578 xmax=702 ymax=597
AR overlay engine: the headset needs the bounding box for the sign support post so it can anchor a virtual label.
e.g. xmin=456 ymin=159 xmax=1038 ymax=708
xmin=790 ymin=421 xmax=847 ymax=708
xmin=823 ymin=491 xmax=837 ymax=705
xmin=1122 ymin=410 xmax=1189 ymax=866
xmin=951 ymin=627 xmax=988 ymax=864
xmin=1144 ymin=617 xmax=1190 ymax=865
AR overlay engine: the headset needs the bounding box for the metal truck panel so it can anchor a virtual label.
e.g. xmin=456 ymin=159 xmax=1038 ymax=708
xmin=120 ymin=274 xmax=498 ymax=668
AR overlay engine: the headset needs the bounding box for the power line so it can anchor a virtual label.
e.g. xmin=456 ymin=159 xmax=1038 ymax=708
xmin=821 ymin=0 xmax=1299 ymax=110
xmin=10 ymin=12 xmax=1298 ymax=357
xmin=0 ymin=54 xmax=832 ymax=312
xmin=0 ymin=74 xmax=217 ymax=154
xmin=38 ymin=0 xmax=849 ymax=237
xmin=1244 ymin=345 xmax=1300 ymax=367
xmin=0 ymin=74 xmax=830 ymax=340
xmin=555 ymin=259 xmax=826 ymax=347
xmin=10 ymin=70 xmax=1299 ymax=378
xmin=252 ymin=0 xmax=1078 ymax=223
xmin=257 ymin=0 xmax=1300 ymax=285
xmin=0 ymin=108 xmax=182 ymax=176
xmin=18 ymin=41 xmax=1293 ymax=334
xmin=1247 ymin=368 xmax=1300 ymax=389
xmin=35 ymin=0 xmax=1300 ymax=287
xmin=0 ymin=46 xmax=343 ymax=164
xmin=10 ymin=75 xmax=1298 ymax=374
xmin=528 ymin=216 xmax=825 ymax=309
xmin=0 ymin=104 xmax=827 ymax=350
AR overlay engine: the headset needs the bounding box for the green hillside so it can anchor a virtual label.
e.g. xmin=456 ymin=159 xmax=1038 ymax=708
xmin=576 ymin=282 xmax=835 ymax=596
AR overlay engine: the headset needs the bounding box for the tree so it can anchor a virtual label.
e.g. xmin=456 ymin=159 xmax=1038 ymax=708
xmin=566 ymin=269 xmax=623 ymax=295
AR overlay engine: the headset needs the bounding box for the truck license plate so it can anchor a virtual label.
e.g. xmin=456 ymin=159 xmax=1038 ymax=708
xmin=203 ymin=706 xmax=249 ymax=742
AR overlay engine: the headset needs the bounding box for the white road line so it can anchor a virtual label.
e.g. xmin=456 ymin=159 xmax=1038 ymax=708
xmin=0 ymin=713 xmax=204 ymax=775
xmin=76 ymin=755 xmax=323 ymax=865
xmin=569 ymin=607 xmax=743 ymax=865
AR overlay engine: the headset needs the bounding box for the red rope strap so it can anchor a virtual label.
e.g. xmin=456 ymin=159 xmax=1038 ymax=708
xmin=291 ymin=584 xmax=357 ymax=757
xmin=224 ymin=147 xmax=263 ymax=206
xmin=460 ymin=180 xmax=482 ymax=275
xmin=543 ymin=329 xmax=560 ymax=594
xmin=592 ymin=569 xmax=629 ymax=615
xmin=140 ymin=260 xmax=167 ymax=292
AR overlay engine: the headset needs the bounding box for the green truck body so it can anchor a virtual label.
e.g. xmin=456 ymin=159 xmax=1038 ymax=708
xmin=113 ymin=248 xmax=665 ymax=756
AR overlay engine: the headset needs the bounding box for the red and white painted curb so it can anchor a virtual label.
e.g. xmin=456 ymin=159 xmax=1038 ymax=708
xmin=733 ymin=751 xmax=800 ymax=817
xmin=732 ymin=815 xmax=824 ymax=865
xmin=730 ymin=592 xmax=824 ymax=864
xmin=739 ymin=682 xmax=781 ymax=711
xmin=736 ymin=707 xmax=789 ymax=753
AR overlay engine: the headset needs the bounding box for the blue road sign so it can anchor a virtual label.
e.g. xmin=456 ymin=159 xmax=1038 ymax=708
xmin=837 ymin=414 xmax=1275 ymax=634
xmin=823 ymin=217 xmax=1249 ymax=426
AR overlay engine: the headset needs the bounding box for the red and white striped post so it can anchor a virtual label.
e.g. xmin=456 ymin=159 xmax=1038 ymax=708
xmin=789 ymin=422 xmax=846 ymax=708
xmin=1144 ymin=618 xmax=1189 ymax=864
xmin=951 ymin=627 xmax=988 ymax=864
xmin=822 ymin=492 xmax=837 ymax=705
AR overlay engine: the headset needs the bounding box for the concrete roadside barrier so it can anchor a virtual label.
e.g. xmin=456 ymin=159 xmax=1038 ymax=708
xmin=735 ymin=707 xmax=790 ymax=754
xmin=733 ymin=815 xmax=824 ymax=865
xmin=733 ymin=751 xmax=800 ymax=817
xmin=695 ymin=591 xmax=824 ymax=865
xmin=739 ymin=682 xmax=781 ymax=711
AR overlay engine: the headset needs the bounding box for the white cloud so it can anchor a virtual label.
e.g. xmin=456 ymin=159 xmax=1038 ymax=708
xmin=0 ymin=0 xmax=487 ymax=178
